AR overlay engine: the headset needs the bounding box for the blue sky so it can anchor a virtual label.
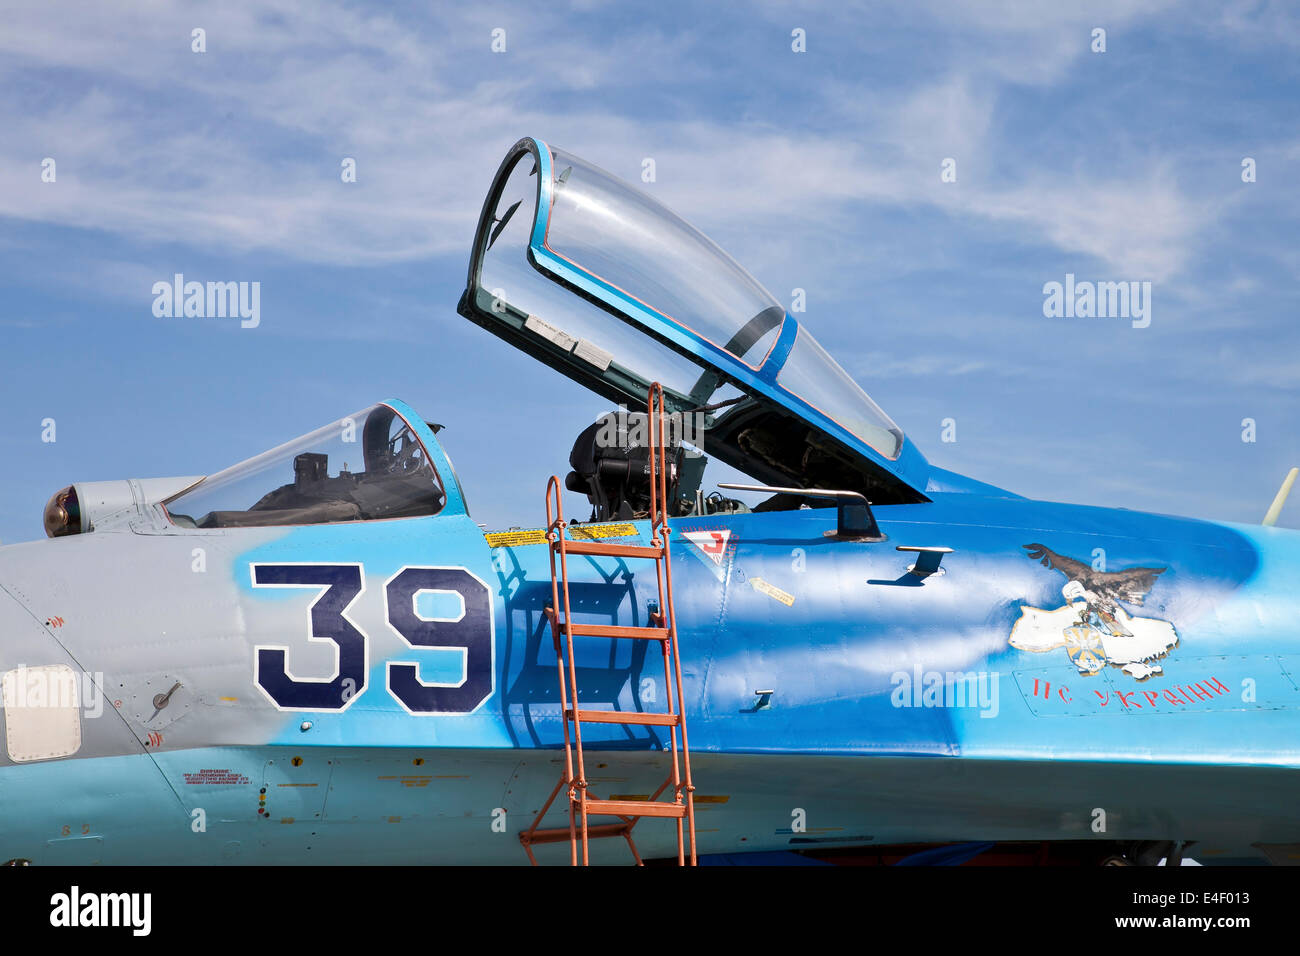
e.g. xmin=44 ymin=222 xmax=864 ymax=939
xmin=1 ymin=0 xmax=1298 ymax=543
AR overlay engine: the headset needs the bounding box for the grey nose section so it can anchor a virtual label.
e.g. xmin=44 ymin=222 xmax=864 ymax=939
xmin=0 ymin=574 xmax=177 ymax=774
xmin=0 ymin=582 xmax=89 ymax=763
xmin=0 ymin=581 xmax=64 ymax=672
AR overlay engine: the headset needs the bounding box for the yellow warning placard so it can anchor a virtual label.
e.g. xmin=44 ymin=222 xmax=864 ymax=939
xmin=570 ymin=522 xmax=639 ymax=540
xmin=750 ymin=577 xmax=795 ymax=607
xmin=483 ymin=522 xmax=639 ymax=549
xmin=483 ymin=528 xmax=548 ymax=549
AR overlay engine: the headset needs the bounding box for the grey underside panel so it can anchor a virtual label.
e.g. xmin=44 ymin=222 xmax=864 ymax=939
xmin=3 ymin=747 xmax=1293 ymax=864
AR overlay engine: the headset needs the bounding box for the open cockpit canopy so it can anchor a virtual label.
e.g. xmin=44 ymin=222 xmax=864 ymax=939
xmin=458 ymin=137 xmax=929 ymax=503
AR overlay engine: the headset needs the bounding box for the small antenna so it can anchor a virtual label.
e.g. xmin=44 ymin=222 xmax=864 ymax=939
xmin=1262 ymin=467 xmax=1298 ymax=526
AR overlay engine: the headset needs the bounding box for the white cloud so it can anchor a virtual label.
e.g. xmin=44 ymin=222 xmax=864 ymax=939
xmin=0 ymin=0 xmax=1267 ymax=290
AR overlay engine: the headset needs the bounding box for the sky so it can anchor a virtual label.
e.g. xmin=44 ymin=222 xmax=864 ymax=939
xmin=1 ymin=0 xmax=1298 ymax=544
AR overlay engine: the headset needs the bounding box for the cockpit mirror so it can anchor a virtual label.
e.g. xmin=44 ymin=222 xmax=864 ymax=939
xmin=717 ymin=483 xmax=886 ymax=542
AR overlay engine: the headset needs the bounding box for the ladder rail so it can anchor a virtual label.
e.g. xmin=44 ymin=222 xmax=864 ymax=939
xmin=543 ymin=478 xmax=580 ymax=864
xmin=549 ymin=481 xmax=596 ymax=865
xmin=648 ymin=382 xmax=698 ymax=866
xmin=644 ymin=382 xmax=683 ymax=864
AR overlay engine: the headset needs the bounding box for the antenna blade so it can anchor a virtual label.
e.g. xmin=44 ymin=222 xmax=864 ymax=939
xmin=1262 ymin=467 xmax=1299 ymax=526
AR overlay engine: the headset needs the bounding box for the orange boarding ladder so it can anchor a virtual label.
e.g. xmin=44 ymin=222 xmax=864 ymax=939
xmin=520 ymin=382 xmax=698 ymax=866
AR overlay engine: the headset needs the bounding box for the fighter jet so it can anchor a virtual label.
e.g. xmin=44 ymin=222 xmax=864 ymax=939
xmin=0 ymin=136 xmax=1297 ymax=866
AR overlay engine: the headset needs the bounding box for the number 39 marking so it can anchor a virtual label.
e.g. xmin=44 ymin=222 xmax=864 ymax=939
xmin=251 ymin=563 xmax=493 ymax=714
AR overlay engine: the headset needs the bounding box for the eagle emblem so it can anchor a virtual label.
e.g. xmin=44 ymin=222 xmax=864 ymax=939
xmin=1009 ymin=543 xmax=1178 ymax=680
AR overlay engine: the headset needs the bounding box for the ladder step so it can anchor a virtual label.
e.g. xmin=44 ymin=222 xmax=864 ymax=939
xmin=565 ymin=622 xmax=669 ymax=641
xmin=522 ymin=822 xmax=630 ymax=846
xmin=556 ymin=539 xmax=663 ymax=559
xmin=583 ymin=798 xmax=686 ymax=819
xmin=566 ymin=708 xmax=680 ymax=726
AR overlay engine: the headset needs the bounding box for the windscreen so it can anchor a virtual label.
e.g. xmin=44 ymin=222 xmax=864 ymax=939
xmin=165 ymin=404 xmax=446 ymax=528
xmin=778 ymin=327 xmax=903 ymax=460
xmin=476 ymin=150 xmax=714 ymax=407
xmin=542 ymin=148 xmax=784 ymax=368
xmin=536 ymin=147 xmax=902 ymax=459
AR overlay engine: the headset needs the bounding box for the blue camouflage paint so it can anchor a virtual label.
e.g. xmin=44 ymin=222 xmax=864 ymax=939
xmin=233 ymin=479 xmax=1291 ymax=770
